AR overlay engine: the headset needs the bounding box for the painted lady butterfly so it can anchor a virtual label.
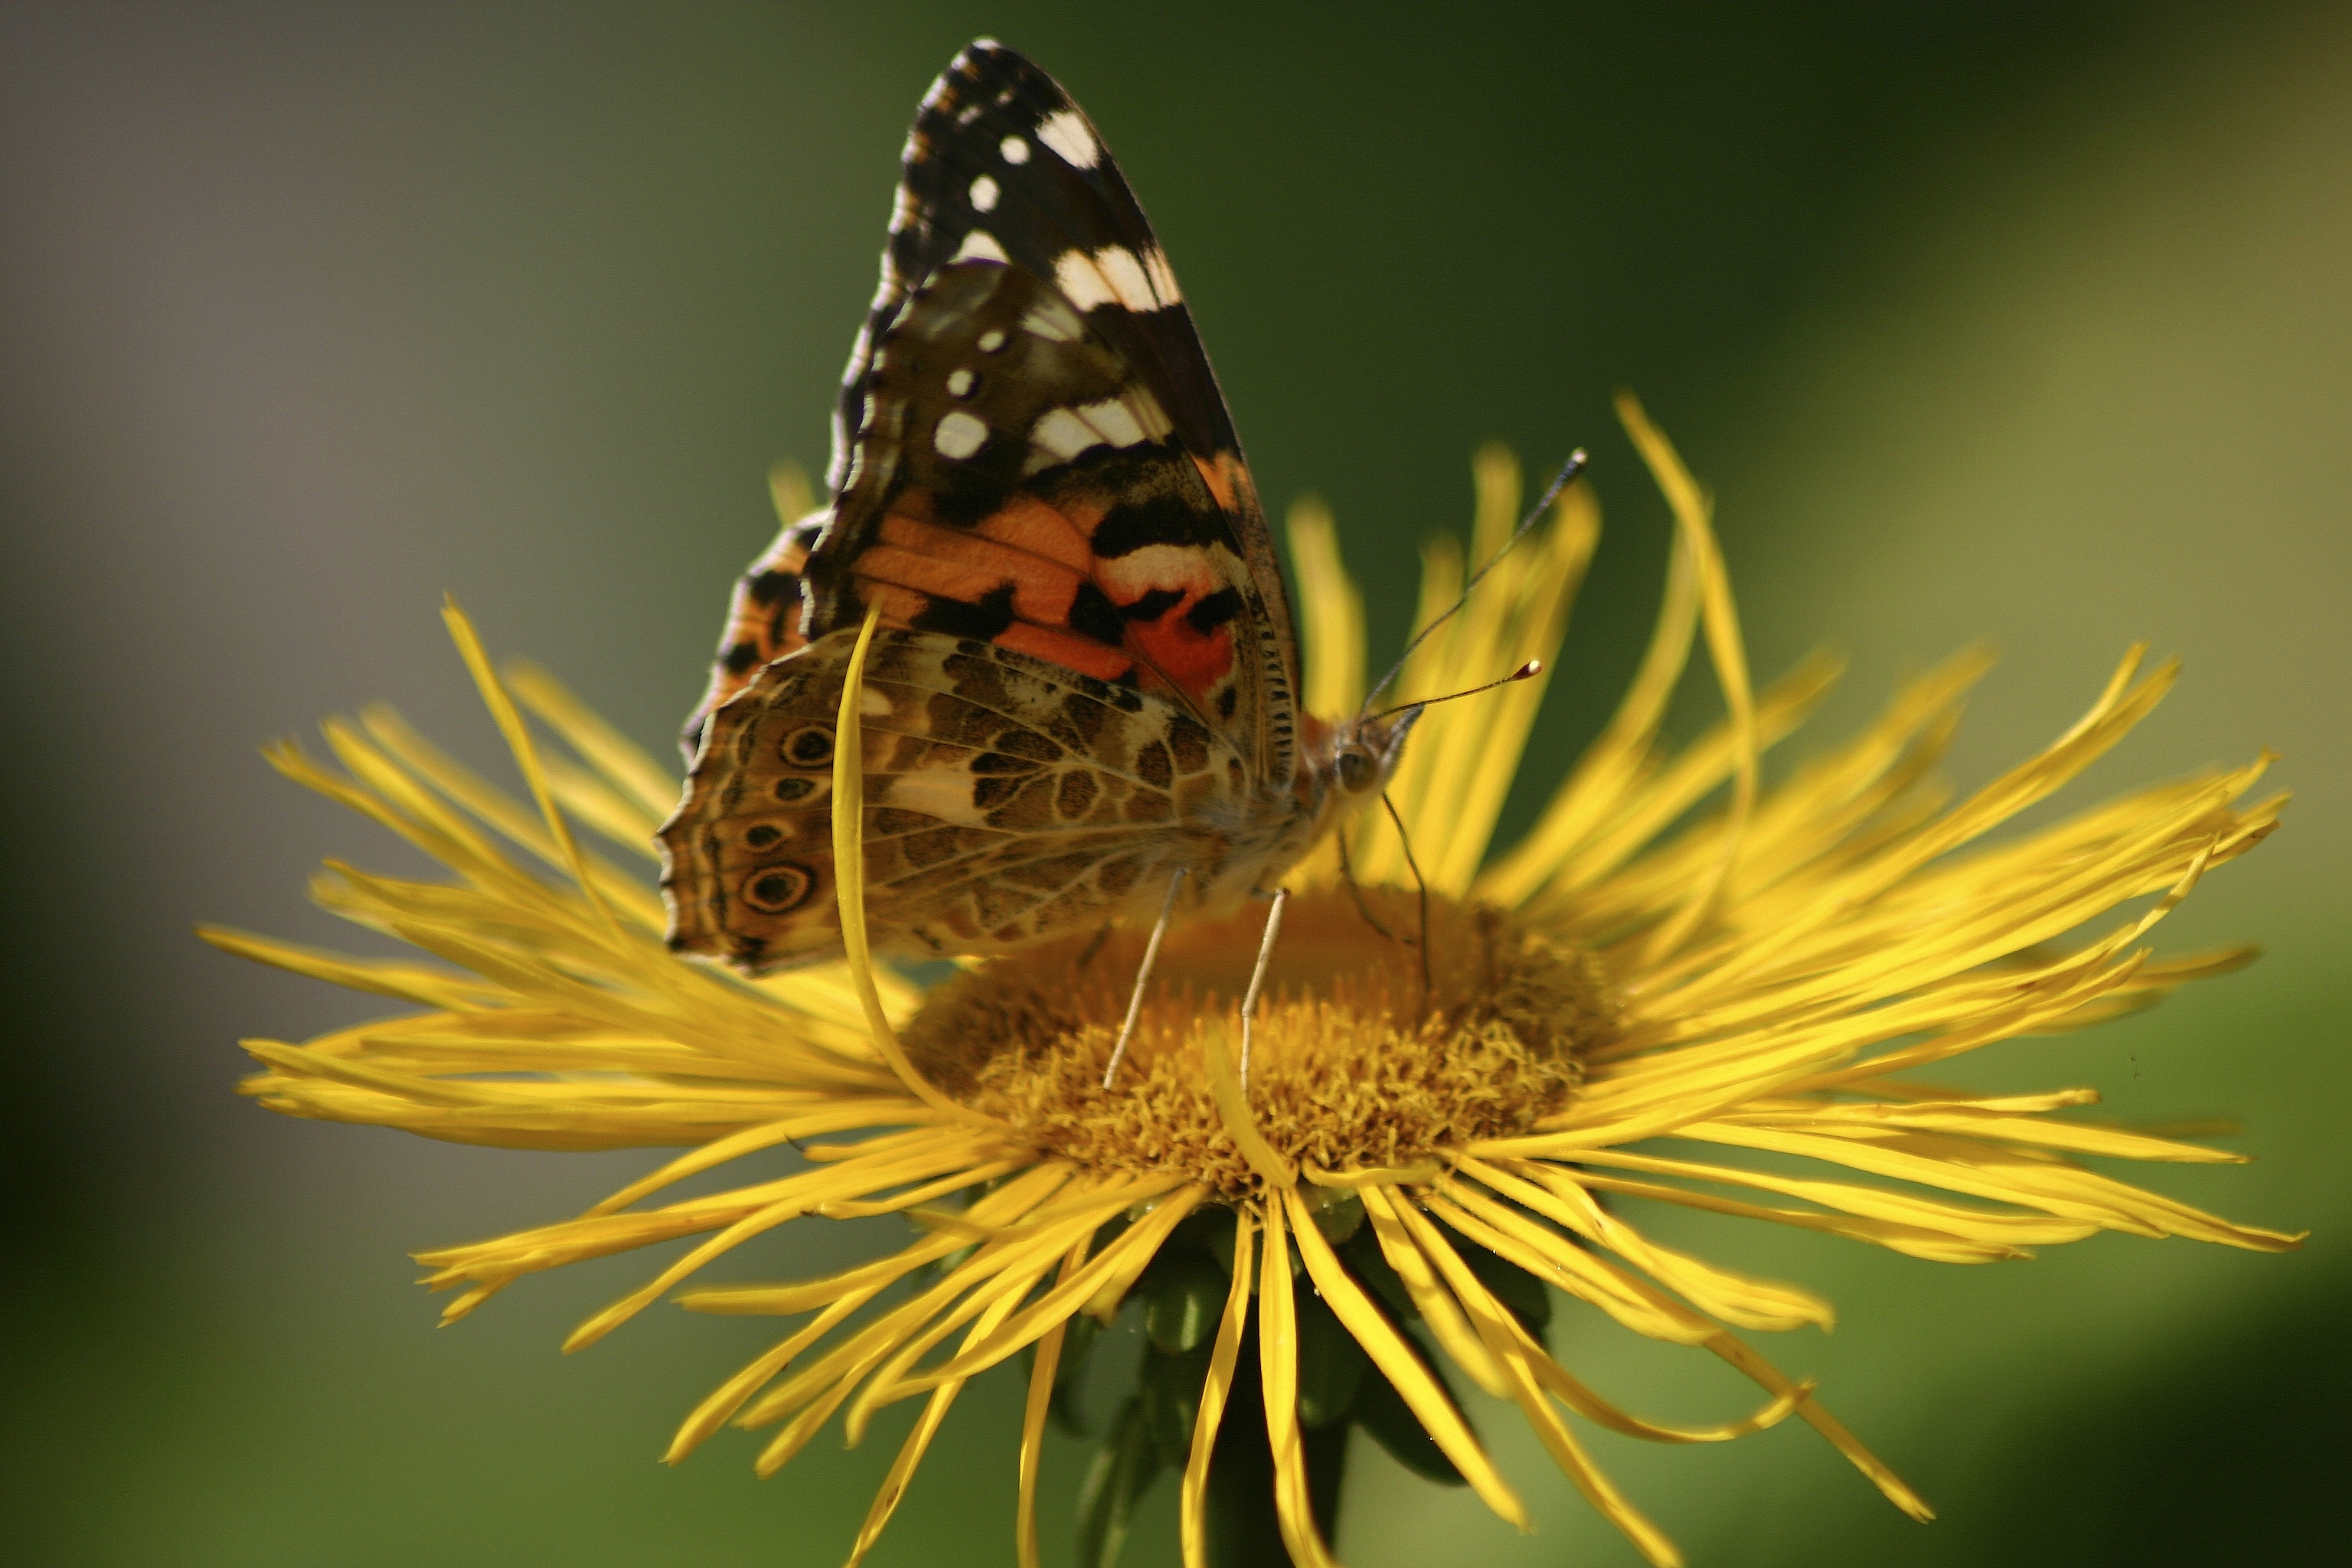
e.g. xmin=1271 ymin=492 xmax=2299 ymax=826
xmin=659 ymin=40 xmax=1425 ymax=975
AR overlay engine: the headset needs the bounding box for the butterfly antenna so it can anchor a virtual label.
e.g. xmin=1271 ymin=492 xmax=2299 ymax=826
xmin=1363 ymin=659 xmax=1542 ymax=727
xmin=1365 ymin=449 xmax=1586 ymax=710
xmin=1380 ymin=791 xmax=1433 ymax=997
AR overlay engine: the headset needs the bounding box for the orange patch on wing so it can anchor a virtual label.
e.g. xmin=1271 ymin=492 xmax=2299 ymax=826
xmin=863 ymin=581 xmax=932 ymax=626
xmin=694 ymin=534 xmax=816 ymax=723
xmin=871 ymin=514 xmax=1089 ymax=626
xmin=1125 ymin=598 xmax=1234 ymax=700
xmin=974 ymin=494 xmax=1095 ymax=573
xmin=857 ymin=543 xmax=1012 ymax=611
xmin=995 ymin=622 xmax=1134 ymax=684
xmin=1093 ymin=544 xmax=1236 ymax=702
xmin=1190 ymin=451 xmax=1257 ymax=518
xmin=1055 ymin=489 xmax=1113 ymax=547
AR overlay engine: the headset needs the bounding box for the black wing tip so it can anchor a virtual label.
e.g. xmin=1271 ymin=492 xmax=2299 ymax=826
xmin=960 ymin=38 xmax=1022 ymax=67
xmin=944 ymin=38 xmax=1066 ymax=102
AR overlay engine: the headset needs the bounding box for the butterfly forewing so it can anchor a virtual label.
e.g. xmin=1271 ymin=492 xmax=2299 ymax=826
xmin=808 ymin=259 xmax=1279 ymax=748
xmin=688 ymin=41 xmax=1299 ymax=768
xmin=851 ymin=40 xmax=1240 ymax=472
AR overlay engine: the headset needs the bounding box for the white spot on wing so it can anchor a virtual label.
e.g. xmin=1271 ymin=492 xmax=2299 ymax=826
xmin=1054 ymin=250 xmax=1116 ymax=312
xmin=1030 ymin=407 xmax=1100 ymax=462
xmin=1035 ymin=109 xmax=1100 ymax=168
xmin=952 ymin=230 xmax=1008 ymax=263
xmin=976 ymin=328 xmax=1007 ymax=352
xmin=1141 ymin=247 xmax=1183 ymax=306
xmin=946 ymin=368 xmax=974 ymax=397
xmin=1000 ymin=135 xmax=1031 ymax=164
xmin=969 ymin=174 xmax=999 ymax=213
xmin=1095 ymin=246 xmax=1157 ymax=311
xmin=1121 ymin=387 xmax=1174 ymax=440
xmin=933 ymin=410 xmax=989 ymax=459
xmin=1073 ymin=397 xmax=1148 ymax=447
xmin=884 ymin=767 xmax=991 ymax=824
xmin=859 ymin=684 xmax=891 ymax=717
xmin=1055 ymin=246 xmax=1175 ymax=313
xmin=1027 ymin=394 xmax=1161 ymax=467
xmin=1020 ymin=299 xmax=1083 ymax=342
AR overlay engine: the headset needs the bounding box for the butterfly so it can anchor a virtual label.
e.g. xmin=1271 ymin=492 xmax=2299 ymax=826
xmin=658 ymin=39 xmax=1423 ymax=975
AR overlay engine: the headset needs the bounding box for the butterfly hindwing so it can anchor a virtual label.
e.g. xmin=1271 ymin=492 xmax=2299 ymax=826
xmin=683 ymin=508 xmax=825 ymax=758
xmin=661 ymin=627 xmax=1249 ymax=971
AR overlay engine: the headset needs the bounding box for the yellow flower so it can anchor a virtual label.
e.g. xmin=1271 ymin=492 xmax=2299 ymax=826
xmin=208 ymin=398 xmax=2298 ymax=1568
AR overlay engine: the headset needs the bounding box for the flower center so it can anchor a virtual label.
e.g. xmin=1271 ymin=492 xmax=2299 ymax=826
xmin=904 ymin=889 xmax=1617 ymax=1199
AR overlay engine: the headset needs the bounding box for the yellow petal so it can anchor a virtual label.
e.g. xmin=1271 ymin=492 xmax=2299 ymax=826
xmin=831 ymin=601 xmax=998 ymax=1127
xmin=1287 ymin=1187 xmax=1526 ymax=1526
xmin=1356 ymin=1184 xmax=1508 ymax=1396
xmin=1257 ymin=1195 xmax=1341 ymax=1568
xmin=1180 ymin=1210 xmax=1257 ymax=1568
xmin=501 ymin=656 xmax=681 ymax=822
xmin=1392 ymin=1194 xmax=1681 ymax=1566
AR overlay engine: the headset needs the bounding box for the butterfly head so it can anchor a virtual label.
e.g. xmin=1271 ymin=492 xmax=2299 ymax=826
xmin=1328 ymin=658 xmax=1544 ymax=807
xmin=1325 ymin=706 xmax=1425 ymax=800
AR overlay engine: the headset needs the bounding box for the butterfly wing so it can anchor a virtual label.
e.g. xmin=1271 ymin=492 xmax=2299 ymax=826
xmin=688 ymin=40 xmax=1301 ymax=783
xmin=681 ymin=507 xmax=825 ymax=760
xmin=662 ymin=628 xmax=1244 ymax=972
xmin=845 ymin=41 xmax=1239 ymax=489
xmin=666 ymin=40 xmax=1315 ymax=972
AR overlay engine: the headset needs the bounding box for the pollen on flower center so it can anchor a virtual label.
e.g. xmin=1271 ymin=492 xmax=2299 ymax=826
xmin=903 ymin=888 xmax=1617 ymax=1198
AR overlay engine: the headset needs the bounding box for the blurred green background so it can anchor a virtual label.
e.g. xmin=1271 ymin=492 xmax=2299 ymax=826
xmin=4 ymin=2 xmax=2346 ymax=1563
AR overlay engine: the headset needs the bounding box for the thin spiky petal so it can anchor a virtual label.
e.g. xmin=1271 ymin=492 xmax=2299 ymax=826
xmin=1295 ymin=1187 xmax=1524 ymax=1522
xmin=846 ymin=1282 xmax=1030 ymax=1566
xmin=1615 ymin=397 xmax=1759 ymax=966
xmin=1180 ymin=1210 xmax=1257 ymax=1568
xmin=1286 ymin=496 xmax=1365 ymax=722
xmin=1018 ymin=1244 xmax=1086 ymax=1568
xmin=831 ymin=601 xmax=995 ymax=1125
xmin=1257 ymin=1197 xmax=1341 ymax=1568
xmin=1390 ymin=1193 xmax=1684 ymax=1567
xmin=1350 ymin=446 xmax=1598 ymax=893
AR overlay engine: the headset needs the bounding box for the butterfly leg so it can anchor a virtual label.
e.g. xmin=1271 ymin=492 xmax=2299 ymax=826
xmin=1380 ymin=791 xmax=1433 ymax=998
xmin=1100 ymin=867 xmax=1187 ymax=1089
xmin=1236 ymin=886 xmax=1291 ymax=1086
xmin=1335 ymin=822 xmax=1403 ymax=945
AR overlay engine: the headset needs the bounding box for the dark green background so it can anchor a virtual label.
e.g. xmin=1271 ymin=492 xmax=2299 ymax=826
xmin=4 ymin=3 xmax=2345 ymax=1563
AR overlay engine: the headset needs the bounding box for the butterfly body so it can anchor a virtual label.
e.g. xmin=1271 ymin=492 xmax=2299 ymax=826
xmin=660 ymin=40 xmax=1413 ymax=973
